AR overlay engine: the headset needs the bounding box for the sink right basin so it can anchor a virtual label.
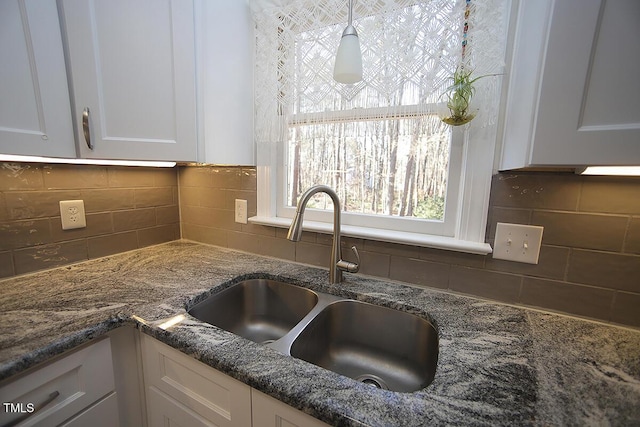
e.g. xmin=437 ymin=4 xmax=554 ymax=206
xmin=289 ymin=300 xmax=438 ymax=392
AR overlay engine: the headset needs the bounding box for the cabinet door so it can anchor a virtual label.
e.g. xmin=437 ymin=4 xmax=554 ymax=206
xmin=0 ymin=0 xmax=75 ymax=157
xmin=252 ymin=389 xmax=331 ymax=427
xmin=140 ymin=334 xmax=252 ymax=427
xmin=531 ymin=0 xmax=640 ymax=166
xmin=60 ymin=392 xmax=120 ymax=427
xmin=60 ymin=0 xmax=197 ymax=162
xmin=147 ymin=386 xmax=218 ymax=427
xmin=501 ymin=0 xmax=640 ymax=169
xmin=0 ymin=338 xmax=116 ymax=427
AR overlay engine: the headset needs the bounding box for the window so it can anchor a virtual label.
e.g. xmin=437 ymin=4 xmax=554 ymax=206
xmin=250 ymin=0 xmax=509 ymax=254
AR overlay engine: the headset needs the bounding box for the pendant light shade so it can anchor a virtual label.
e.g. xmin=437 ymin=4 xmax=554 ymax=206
xmin=333 ymin=0 xmax=362 ymax=84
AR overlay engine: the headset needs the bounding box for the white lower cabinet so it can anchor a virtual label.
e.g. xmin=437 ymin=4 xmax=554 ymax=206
xmin=140 ymin=333 xmax=252 ymax=427
xmin=140 ymin=334 xmax=331 ymax=427
xmin=0 ymin=338 xmax=118 ymax=427
xmin=252 ymin=389 xmax=331 ymax=427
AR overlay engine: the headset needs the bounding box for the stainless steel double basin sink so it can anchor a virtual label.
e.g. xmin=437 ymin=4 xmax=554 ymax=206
xmin=188 ymin=279 xmax=438 ymax=393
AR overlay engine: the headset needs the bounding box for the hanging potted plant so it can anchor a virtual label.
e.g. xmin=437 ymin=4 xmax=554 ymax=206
xmin=438 ymin=66 xmax=494 ymax=126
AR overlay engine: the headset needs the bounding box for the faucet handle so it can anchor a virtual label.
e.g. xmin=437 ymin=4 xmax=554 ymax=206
xmin=337 ymin=245 xmax=360 ymax=273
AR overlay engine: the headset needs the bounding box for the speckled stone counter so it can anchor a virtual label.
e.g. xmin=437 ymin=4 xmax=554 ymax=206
xmin=1 ymin=241 xmax=639 ymax=426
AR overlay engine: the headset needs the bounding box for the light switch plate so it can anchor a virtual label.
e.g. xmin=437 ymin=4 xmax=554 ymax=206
xmin=492 ymin=223 xmax=543 ymax=264
xmin=235 ymin=199 xmax=248 ymax=224
xmin=60 ymin=200 xmax=87 ymax=230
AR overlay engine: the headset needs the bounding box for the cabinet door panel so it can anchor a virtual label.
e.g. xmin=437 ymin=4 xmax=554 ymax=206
xmin=0 ymin=0 xmax=75 ymax=157
xmin=532 ymin=0 xmax=640 ymax=165
xmin=252 ymin=389 xmax=331 ymax=427
xmin=61 ymin=0 xmax=197 ymax=161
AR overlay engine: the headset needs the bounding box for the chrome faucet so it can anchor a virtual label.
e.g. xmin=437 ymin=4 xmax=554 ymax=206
xmin=287 ymin=185 xmax=360 ymax=284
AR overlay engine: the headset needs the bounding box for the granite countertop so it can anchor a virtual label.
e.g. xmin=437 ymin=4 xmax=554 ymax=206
xmin=1 ymin=241 xmax=639 ymax=426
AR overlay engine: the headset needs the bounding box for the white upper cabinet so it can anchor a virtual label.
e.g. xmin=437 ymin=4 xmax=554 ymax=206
xmin=0 ymin=0 xmax=75 ymax=157
xmin=195 ymin=0 xmax=255 ymax=165
xmin=60 ymin=0 xmax=198 ymax=162
xmin=500 ymin=0 xmax=640 ymax=169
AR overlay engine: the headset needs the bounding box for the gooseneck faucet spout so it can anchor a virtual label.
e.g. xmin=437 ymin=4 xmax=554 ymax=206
xmin=287 ymin=185 xmax=360 ymax=284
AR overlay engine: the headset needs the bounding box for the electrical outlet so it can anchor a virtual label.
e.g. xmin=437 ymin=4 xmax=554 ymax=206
xmin=492 ymin=222 xmax=543 ymax=264
xmin=235 ymin=199 xmax=248 ymax=224
xmin=60 ymin=200 xmax=87 ymax=230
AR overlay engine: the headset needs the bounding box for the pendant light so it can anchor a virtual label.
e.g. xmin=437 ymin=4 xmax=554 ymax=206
xmin=333 ymin=0 xmax=363 ymax=84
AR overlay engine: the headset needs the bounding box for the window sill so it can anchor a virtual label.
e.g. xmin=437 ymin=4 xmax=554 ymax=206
xmin=248 ymin=216 xmax=493 ymax=255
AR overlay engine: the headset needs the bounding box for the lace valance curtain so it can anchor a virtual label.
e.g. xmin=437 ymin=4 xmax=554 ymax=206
xmin=250 ymin=0 xmax=510 ymax=144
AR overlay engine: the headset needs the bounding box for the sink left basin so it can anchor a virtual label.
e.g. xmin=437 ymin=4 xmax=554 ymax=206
xmin=188 ymin=279 xmax=319 ymax=344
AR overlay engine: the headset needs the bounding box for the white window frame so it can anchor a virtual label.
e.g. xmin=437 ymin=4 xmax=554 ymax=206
xmin=251 ymin=120 xmax=495 ymax=254
xmin=249 ymin=3 xmax=504 ymax=255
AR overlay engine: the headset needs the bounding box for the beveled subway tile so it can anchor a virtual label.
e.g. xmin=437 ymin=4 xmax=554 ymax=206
xmin=181 ymin=205 xmax=236 ymax=229
xmin=240 ymin=222 xmax=276 ymax=237
xmin=134 ymin=187 xmax=174 ymax=208
xmin=4 ymin=190 xmax=80 ymax=220
xmin=358 ymin=250 xmax=391 ymax=278
xmin=43 ymin=164 xmax=108 ymax=189
xmin=228 ymin=231 xmax=261 ymax=254
xmin=489 ymin=173 xmax=581 ymax=211
xmin=240 ymin=168 xmax=257 ymax=191
xmin=579 ymin=177 xmax=640 ymax=214
xmin=625 ymin=217 xmax=640 ymax=255
xmin=156 ymin=205 xmax=180 ymax=225
xmin=520 ymin=277 xmax=614 ymax=320
xmin=0 ymin=251 xmax=14 ymax=278
xmin=485 ymin=245 xmax=569 ymax=280
xmin=532 ymin=211 xmax=627 ymax=251
xmin=178 ymin=186 xmax=201 ymax=207
xmin=182 ymin=223 xmax=227 ymax=247
xmin=256 ymin=235 xmax=296 ymax=260
xmin=113 ymin=208 xmax=156 ymax=232
xmin=611 ymin=291 xmax=640 ymax=327
xmin=568 ymin=250 xmax=640 ymax=293
xmin=0 ymin=163 xmax=44 ymax=190
xmin=420 ymin=247 xmax=485 ymax=269
xmin=14 ymin=240 xmax=88 ymax=275
xmin=82 ymin=188 xmax=135 ymax=212
xmin=363 ymin=239 xmax=422 ymax=259
xmin=295 ymin=241 xmax=332 ymax=268
xmin=149 ymin=167 xmax=178 ymax=187
xmin=107 ymin=166 xmax=157 ymax=188
xmin=88 ymin=231 xmax=138 ymax=259
xmin=0 ymin=219 xmax=52 ymax=250
xmin=49 ymin=212 xmax=113 ymax=242
xmin=199 ymin=188 xmax=230 ymax=210
xmin=179 ymin=166 xmax=214 ymax=188
xmin=138 ymin=224 xmax=179 ymax=247
xmin=389 ymin=256 xmax=449 ymax=289
xmin=449 ymin=266 xmax=521 ymax=303
xmin=210 ymin=167 xmax=241 ymax=189
xmin=0 ymin=193 xmax=7 ymax=222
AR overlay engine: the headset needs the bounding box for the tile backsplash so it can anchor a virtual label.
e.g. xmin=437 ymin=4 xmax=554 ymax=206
xmin=1 ymin=163 xmax=638 ymax=328
xmin=0 ymin=163 xmax=180 ymax=277
xmin=180 ymin=167 xmax=640 ymax=328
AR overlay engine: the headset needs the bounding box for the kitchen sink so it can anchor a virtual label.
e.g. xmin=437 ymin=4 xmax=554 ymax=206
xmin=188 ymin=279 xmax=318 ymax=344
xmin=290 ymin=300 xmax=438 ymax=392
xmin=188 ymin=279 xmax=438 ymax=393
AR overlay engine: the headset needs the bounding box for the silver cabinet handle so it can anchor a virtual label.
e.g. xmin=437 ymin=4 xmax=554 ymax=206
xmin=4 ymin=390 xmax=60 ymax=427
xmin=82 ymin=107 xmax=93 ymax=150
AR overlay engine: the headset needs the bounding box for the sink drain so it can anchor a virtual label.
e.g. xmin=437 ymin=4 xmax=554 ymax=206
xmin=355 ymin=374 xmax=389 ymax=390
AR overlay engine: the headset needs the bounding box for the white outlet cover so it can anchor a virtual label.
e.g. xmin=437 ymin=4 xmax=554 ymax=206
xmin=493 ymin=222 xmax=544 ymax=264
xmin=235 ymin=199 xmax=248 ymax=224
xmin=60 ymin=200 xmax=87 ymax=230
